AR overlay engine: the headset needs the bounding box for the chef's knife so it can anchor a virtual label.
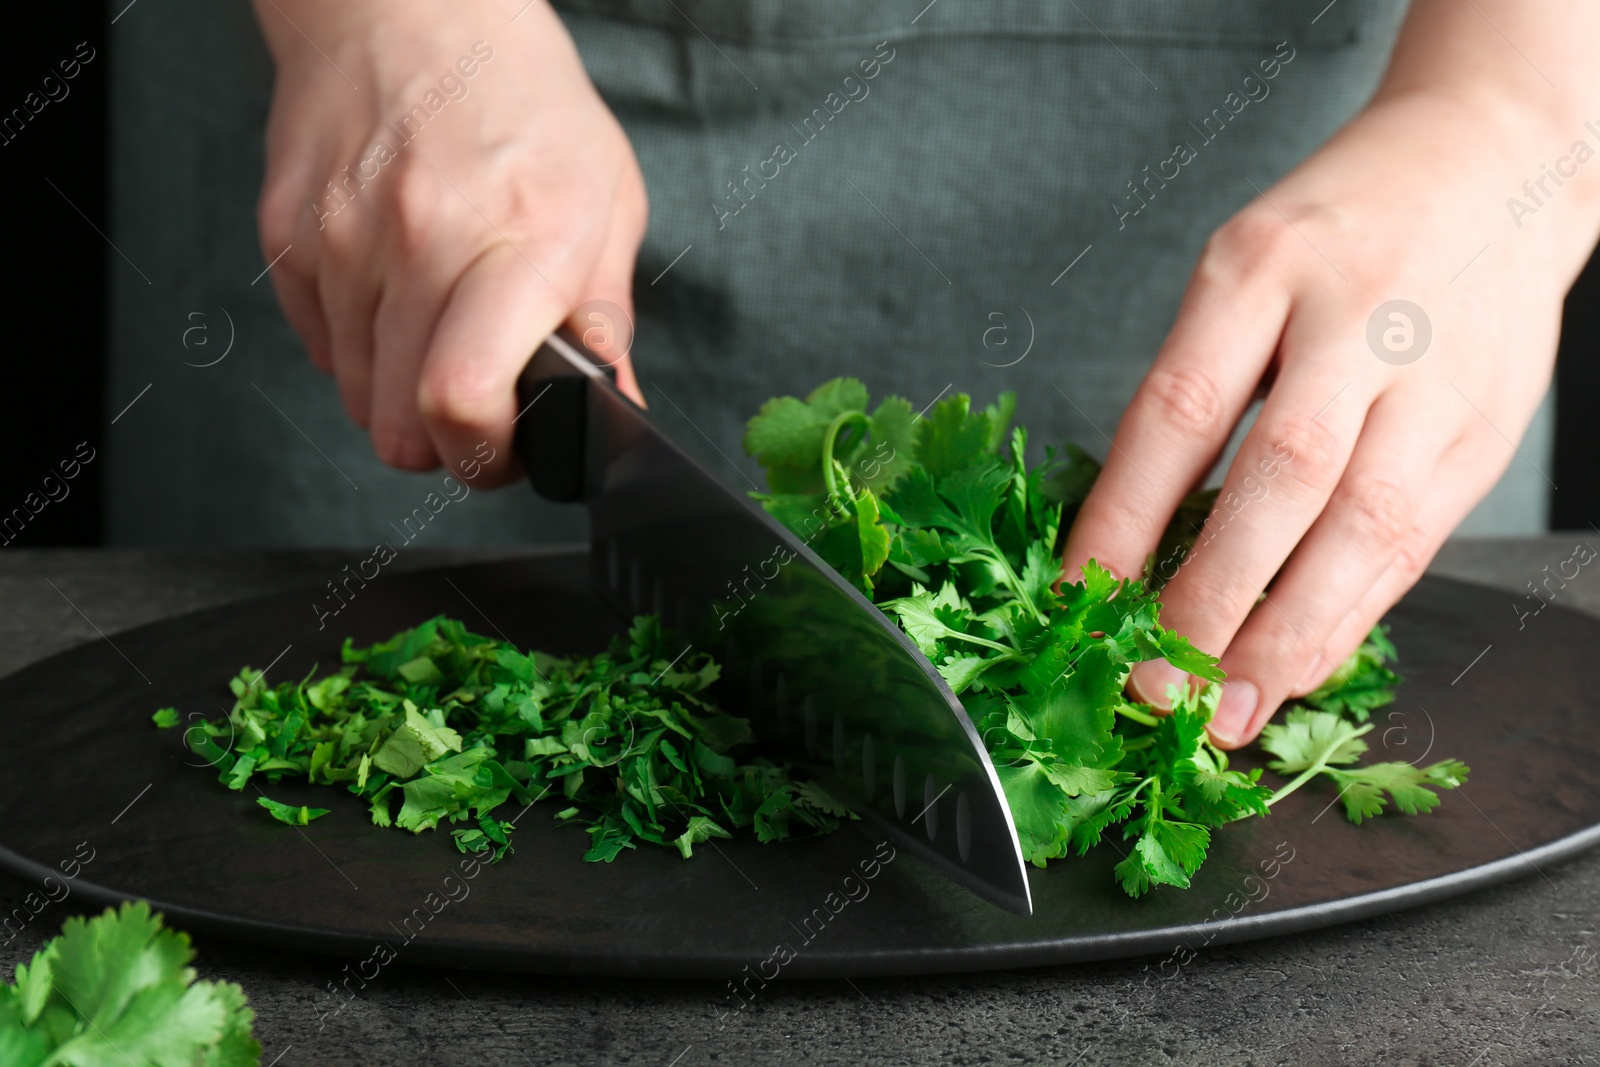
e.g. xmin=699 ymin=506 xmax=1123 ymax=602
xmin=514 ymin=332 xmax=1033 ymax=916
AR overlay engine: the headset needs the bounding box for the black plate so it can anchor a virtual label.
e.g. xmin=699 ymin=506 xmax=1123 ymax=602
xmin=0 ymin=552 xmax=1595 ymax=979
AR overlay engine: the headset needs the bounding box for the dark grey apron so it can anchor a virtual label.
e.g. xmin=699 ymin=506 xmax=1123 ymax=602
xmin=108 ymin=0 xmax=1538 ymax=547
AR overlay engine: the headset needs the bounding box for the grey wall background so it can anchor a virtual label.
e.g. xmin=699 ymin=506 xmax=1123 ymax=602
xmin=104 ymin=0 xmax=1551 ymax=548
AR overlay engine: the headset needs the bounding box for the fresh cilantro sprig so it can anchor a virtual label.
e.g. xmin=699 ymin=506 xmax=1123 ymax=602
xmin=0 ymin=901 xmax=259 ymax=1066
xmin=744 ymin=379 xmax=1467 ymax=896
xmin=1260 ymin=709 xmax=1470 ymax=823
xmin=172 ymin=616 xmax=849 ymax=864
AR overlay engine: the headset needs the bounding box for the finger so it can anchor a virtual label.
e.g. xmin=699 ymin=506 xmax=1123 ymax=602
xmin=258 ymin=165 xmax=332 ymax=372
xmin=1061 ymin=225 xmax=1294 ymax=584
xmin=270 ymin=266 xmax=332 ymax=373
xmin=368 ymin=167 xmax=461 ymax=473
xmin=316 ymin=228 xmax=383 ymax=429
xmin=1128 ymin=361 xmax=1370 ymax=710
xmin=1216 ymin=434 xmax=1508 ymax=749
xmin=368 ymin=271 xmax=446 ymax=471
xmin=1287 ymin=430 xmax=1517 ymax=702
xmin=1204 ymin=393 xmax=1445 ymax=746
xmin=568 ymin=171 xmax=647 ymax=407
xmin=417 ymin=242 xmax=580 ymax=488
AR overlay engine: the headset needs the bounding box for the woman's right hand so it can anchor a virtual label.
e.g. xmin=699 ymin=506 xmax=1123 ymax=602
xmin=253 ymin=0 xmax=647 ymax=485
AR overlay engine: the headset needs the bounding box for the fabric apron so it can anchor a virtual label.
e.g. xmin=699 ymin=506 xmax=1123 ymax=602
xmin=104 ymin=0 xmax=1547 ymax=547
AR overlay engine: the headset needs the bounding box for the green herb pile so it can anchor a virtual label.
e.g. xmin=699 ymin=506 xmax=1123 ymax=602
xmin=0 ymin=902 xmax=259 ymax=1066
xmin=167 ymin=615 xmax=848 ymax=864
xmin=742 ymin=379 xmax=1467 ymax=896
xmin=160 ymin=380 xmax=1467 ymax=899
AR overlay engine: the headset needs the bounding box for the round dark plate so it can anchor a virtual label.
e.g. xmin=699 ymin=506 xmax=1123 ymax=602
xmin=0 ymin=552 xmax=1595 ymax=979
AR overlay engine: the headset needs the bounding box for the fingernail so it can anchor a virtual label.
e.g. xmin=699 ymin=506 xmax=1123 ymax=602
xmin=1210 ymin=680 xmax=1259 ymax=746
xmin=1129 ymin=660 xmax=1188 ymax=710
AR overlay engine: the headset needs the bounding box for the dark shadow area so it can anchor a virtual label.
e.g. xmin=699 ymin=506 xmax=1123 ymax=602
xmin=0 ymin=2 xmax=107 ymax=546
xmin=1553 ymin=248 xmax=1600 ymax=529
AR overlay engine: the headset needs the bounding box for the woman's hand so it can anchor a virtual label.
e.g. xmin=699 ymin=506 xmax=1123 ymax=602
xmin=253 ymin=0 xmax=646 ymax=484
xmin=1062 ymin=0 xmax=1600 ymax=748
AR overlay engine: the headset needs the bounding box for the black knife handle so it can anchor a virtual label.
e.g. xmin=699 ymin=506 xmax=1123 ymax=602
xmin=513 ymin=330 xmax=618 ymax=503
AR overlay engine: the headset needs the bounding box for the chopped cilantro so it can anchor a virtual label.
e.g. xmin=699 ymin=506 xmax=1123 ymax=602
xmin=171 ymin=616 xmax=849 ymax=864
xmin=0 ymin=901 xmax=259 ymax=1065
xmin=151 ymin=707 xmax=180 ymax=729
xmin=255 ymin=795 xmax=330 ymax=826
xmin=744 ymin=379 xmax=1468 ymax=896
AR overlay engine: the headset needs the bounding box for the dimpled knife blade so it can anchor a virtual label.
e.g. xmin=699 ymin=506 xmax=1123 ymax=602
xmin=515 ymin=334 xmax=1032 ymax=915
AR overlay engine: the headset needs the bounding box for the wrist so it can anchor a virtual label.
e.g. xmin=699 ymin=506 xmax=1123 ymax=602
xmin=251 ymin=0 xmax=357 ymax=64
xmin=1367 ymin=84 xmax=1600 ymax=268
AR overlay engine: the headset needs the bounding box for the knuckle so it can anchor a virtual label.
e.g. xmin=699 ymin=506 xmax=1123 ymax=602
xmin=1249 ymin=603 xmax=1323 ymax=679
xmin=1389 ymin=524 xmax=1433 ymax=584
xmin=417 ymin=363 xmax=495 ymax=434
xmin=385 ymin=164 xmax=449 ymax=258
xmin=492 ymin=174 xmax=606 ymax=267
xmin=1339 ymin=476 xmax=1414 ymax=548
xmin=1140 ymin=367 xmax=1226 ymax=438
xmin=319 ymin=208 xmax=364 ymax=264
xmin=1258 ymin=415 xmax=1344 ymax=494
xmin=520 ymin=201 xmax=596 ymax=263
xmin=1202 ymin=210 xmax=1298 ymax=280
xmin=370 ymin=425 xmax=437 ymax=472
xmin=257 ymin=188 xmax=301 ymax=252
xmin=1075 ymin=494 xmax=1160 ymax=572
xmin=1172 ymin=567 xmax=1256 ymax=628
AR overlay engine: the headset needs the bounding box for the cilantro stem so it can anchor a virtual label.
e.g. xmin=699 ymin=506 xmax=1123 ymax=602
xmin=1115 ymin=701 xmax=1159 ymax=728
xmin=1122 ymin=775 xmax=1156 ymax=809
xmin=943 ymin=631 xmax=1018 ymax=655
xmin=1265 ymin=721 xmax=1375 ymax=808
xmin=821 ymin=410 xmax=871 ymax=503
xmin=987 ymin=548 xmax=1049 ymax=627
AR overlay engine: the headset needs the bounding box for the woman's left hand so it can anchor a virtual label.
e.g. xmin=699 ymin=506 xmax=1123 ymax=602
xmin=1062 ymin=33 xmax=1600 ymax=749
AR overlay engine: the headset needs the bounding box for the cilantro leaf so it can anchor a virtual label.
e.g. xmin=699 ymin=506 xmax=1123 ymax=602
xmin=996 ymin=759 xmax=1071 ymax=866
xmin=255 ymin=796 xmax=330 ymax=826
xmin=860 ymin=397 xmax=918 ymax=491
xmin=1259 ymin=709 xmax=1371 ymax=774
xmin=1326 ymin=758 xmax=1470 ymax=824
xmin=916 ymin=393 xmax=995 ymax=481
xmin=372 ymin=704 xmax=464 ymax=778
xmin=1303 ymin=625 xmax=1402 ymax=722
xmin=673 ymin=816 xmax=733 ymax=858
xmin=882 ymin=582 xmax=978 ymax=657
xmin=1064 ymin=788 xmax=1134 ymax=855
xmin=0 ymin=902 xmax=259 ymax=1066
xmin=744 ymin=378 xmax=917 ymax=498
xmin=1022 ymin=650 xmax=1121 ymax=767
xmin=1116 ymin=813 xmax=1210 ymax=897
xmin=793 ymin=781 xmax=851 ymax=818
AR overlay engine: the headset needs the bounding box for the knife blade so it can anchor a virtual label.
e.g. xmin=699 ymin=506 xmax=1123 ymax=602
xmin=514 ymin=332 xmax=1033 ymax=916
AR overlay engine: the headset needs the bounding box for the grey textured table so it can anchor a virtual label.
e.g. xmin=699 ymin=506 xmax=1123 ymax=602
xmin=2 ymin=540 xmax=1597 ymax=1066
